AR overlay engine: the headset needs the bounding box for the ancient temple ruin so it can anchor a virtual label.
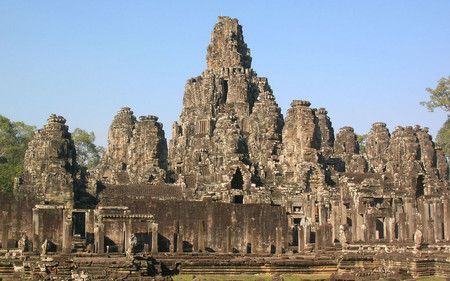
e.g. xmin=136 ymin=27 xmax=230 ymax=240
xmin=1 ymin=16 xmax=449 ymax=280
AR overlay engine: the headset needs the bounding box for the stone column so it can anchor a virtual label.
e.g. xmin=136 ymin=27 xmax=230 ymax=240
xmin=444 ymin=201 xmax=450 ymax=242
xmin=422 ymin=201 xmax=430 ymax=242
xmin=404 ymin=198 xmax=415 ymax=240
xmin=85 ymin=210 xmax=94 ymax=245
xmin=226 ymin=226 xmax=232 ymax=253
xmin=177 ymin=233 xmax=183 ymax=253
xmin=434 ymin=202 xmax=443 ymax=242
xmin=318 ymin=203 xmax=326 ymax=226
xmin=124 ymin=219 xmax=131 ymax=253
xmin=94 ymin=217 xmax=105 ymax=254
xmin=62 ymin=209 xmax=72 ymax=254
xmin=398 ymin=213 xmax=406 ymax=242
xmin=305 ymin=222 xmax=311 ymax=244
xmin=275 ymin=227 xmax=282 ymax=255
xmin=341 ymin=203 xmax=347 ymax=225
xmin=32 ymin=208 xmax=40 ymax=252
xmin=172 ymin=220 xmax=179 ymax=253
xmin=387 ymin=217 xmax=396 ymax=242
xmin=331 ymin=201 xmax=341 ymax=243
xmin=198 ymin=220 xmax=205 ymax=252
xmin=251 ymin=228 xmax=257 ymax=254
xmin=151 ymin=223 xmax=158 ymax=254
xmin=2 ymin=211 xmax=8 ymax=250
xmin=298 ymin=225 xmax=305 ymax=252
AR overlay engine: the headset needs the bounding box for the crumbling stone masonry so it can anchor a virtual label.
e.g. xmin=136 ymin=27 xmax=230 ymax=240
xmin=0 ymin=16 xmax=449 ymax=280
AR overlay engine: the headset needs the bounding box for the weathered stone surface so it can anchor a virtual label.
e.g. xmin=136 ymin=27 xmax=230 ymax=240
xmin=97 ymin=107 xmax=167 ymax=185
xmin=366 ymin=122 xmax=390 ymax=173
xmin=2 ymin=15 xmax=449 ymax=281
xmin=14 ymin=114 xmax=76 ymax=206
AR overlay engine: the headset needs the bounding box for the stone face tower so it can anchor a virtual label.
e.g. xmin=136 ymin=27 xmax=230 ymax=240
xmin=14 ymin=114 xmax=77 ymax=206
xmin=169 ymin=16 xmax=283 ymax=203
xmin=97 ymin=107 xmax=168 ymax=185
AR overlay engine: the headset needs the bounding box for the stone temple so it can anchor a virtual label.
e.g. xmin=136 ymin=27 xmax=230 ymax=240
xmin=1 ymin=16 xmax=449 ymax=280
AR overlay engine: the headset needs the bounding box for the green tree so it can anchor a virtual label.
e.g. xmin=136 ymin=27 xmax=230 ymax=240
xmin=72 ymin=128 xmax=105 ymax=170
xmin=421 ymin=76 xmax=450 ymax=112
xmin=357 ymin=134 xmax=367 ymax=154
xmin=436 ymin=118 xmax=450 ymax=157
xmin=421 ymin=76 xmax=450 ymax=159
xmin=0 ymin=115 xmax=35 ymax=192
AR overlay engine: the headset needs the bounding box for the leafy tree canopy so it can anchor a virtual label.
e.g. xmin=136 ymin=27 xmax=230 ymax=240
xmin=421 ymin=76 xmax=450 ymax=113
xmin=0 ymin=114 xmax=36 ymax=192
xmin=72 ymin=128 xmax=105 ymax=170
xmin=436 ymin=118 xmax=450 ymax=158
xmin=357 ymin=134 xmax=367 ymax=154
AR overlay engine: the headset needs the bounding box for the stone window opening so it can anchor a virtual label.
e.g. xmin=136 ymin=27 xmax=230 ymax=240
xmin=416 ymin=175 xmax=425 ymax=198
xmin=376 ymin=218 xmax=384 ymax=239
xmin=346 ymin=217 xmax=352 ymax=226
xmin=234 ymin=195 xmax=244 ymax=204
xmin=199 ymin=120 xmax=209 ymax=134
xmin=122 ymin=163 xmax=127 ymax=170
xmin=148 ymin=175 xmax=155 ymax=183
xmin=231 ymin=168 xmax=244 ymax=189
xmin=222 ymin=79 xmax=228 ymax=104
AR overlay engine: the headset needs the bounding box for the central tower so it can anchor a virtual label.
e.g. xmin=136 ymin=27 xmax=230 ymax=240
xmin=168 ymin=16 xmax=284 ymax=203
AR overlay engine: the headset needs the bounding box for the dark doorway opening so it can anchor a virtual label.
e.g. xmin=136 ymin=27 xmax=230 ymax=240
xmin=72 ymin=212 xmax=86 ymax=239
xmin=234 ymin=195 xmax=244 ymax=204
xmin=231 ymin=168 xmax=244 ymax=189
xmin=416 ymin=175 xmax=424 ymax=198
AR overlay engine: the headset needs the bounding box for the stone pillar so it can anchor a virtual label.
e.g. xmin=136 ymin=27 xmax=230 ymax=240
xmin=226 ymin=226 xmax=232 ymax=253
xmin=318 ymin=203 xmax=327 ymax=226
xmin=331 ymin=201 xmax=341 ymax=243
xmin=356 ymin=213 xmax=364 ymax=242
xmin=198 ymin=220 xmax=205 ymax=252
xmin=398 ymin=213 xmax=406 ymax=242
xmin=177 ymin=233 xmax=183 ymax=253
xmin=251 ymin=228 xmax=257 ymax=254
xmin=404 ymin=198 xmax=415 ymax=240
xmin=444 ymin=201 xmax=450 ymax=242
xmin=124 ymin=219 xmax=131 ymax=253
xmin=32 ymin=208 xmax=40 ymax=252
xmin=94 ymin=217 xmax=105 ymax=254
xmin=388 ymin=217 xmax=396 ymax=242
xmin=275 ymin=227 xmax=282 ymax=255
xmin=310 ymin=198 xmax=316 ymax=222
xmin=172 ymin=220 xmax=179 ymax=253
xmin=434 ymin=202 xmax=443 ymax=242
xmin=85 ymin=210 xmax=94 ymax=245
xmin=151 ymin=223 xmax=158 ymax=254
xmin=341 ymin=203 xmax=347 ymax=225
xmin=298 ymin=225 xmax=305 ymax=252
xmin=62 ymin=209 xmax=72 ymax=254
xmin=1 ymin=211 xmax=8 ymax=250
xmin=305 ymin=222 xmax=311 ymax=244
xmin=422 ymin=201 xmax=430 ymax=242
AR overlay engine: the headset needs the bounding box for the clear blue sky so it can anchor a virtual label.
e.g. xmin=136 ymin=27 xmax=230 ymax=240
xmin=1 ymin=1 xmax=449 ymax=147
